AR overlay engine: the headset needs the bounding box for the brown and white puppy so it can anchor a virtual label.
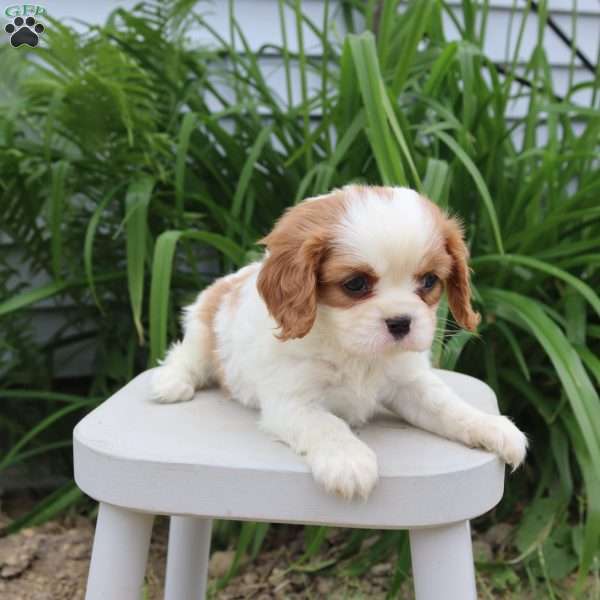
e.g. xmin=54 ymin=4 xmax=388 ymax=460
xmin=153 ymin=185 xmax=527 ymax=499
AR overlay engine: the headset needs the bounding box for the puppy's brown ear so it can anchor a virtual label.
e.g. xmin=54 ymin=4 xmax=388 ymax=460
xmin=444 ymin=217 xmax=480 ymax=331
xmin=257 ymin=206 xmax=328 ymax=340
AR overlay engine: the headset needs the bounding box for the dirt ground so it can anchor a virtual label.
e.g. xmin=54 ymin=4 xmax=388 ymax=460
xmin=0 ymin=513 xmax=409 ymax=600
xmin=0 ymin=511 xmax=593 ymax=599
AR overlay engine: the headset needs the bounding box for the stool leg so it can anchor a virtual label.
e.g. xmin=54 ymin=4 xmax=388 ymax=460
xmin=164 ymin=516 xmax=212 ymax=600
xmin=409 ymin=520 xmax=476 ymax=600
xmin=86 ymin=503 xmax=154 ymax=600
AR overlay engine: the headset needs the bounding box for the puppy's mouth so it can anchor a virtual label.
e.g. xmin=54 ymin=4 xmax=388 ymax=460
xmin=396 ymin=336 xmax=432 ymax=353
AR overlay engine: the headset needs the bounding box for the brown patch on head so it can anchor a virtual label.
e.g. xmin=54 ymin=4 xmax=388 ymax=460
xmin=257 ymin=192 xmax=347 ymax=340
xmin=419 ymin=196 xmax=481 ymax=330
xmin=314 ymin=185 xmax=391 ymax=310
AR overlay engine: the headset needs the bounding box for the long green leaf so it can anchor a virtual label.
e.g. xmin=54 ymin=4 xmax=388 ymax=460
xmin=562 ymin=414 xmax=600 ymax=591
xmin=231 ymin=124 xmax=272 ymax=219
xmin=391 ymin=0 xmax=434 ymax=94
xmin=0 ymin=400 xmax=90 ymax=471
xmin=431 ymin=129 xmax=504 ymax=253
xmin=175 ymin=111 xmax=196 ymax=220
xmin=148 ymin=230 xmax=183 ymax=367
xmin=83 ymin=184 xmax=124 ymax=310
xmin=0 ymin=390 xmax=98 ymax=404
xmin=49 ymin=160 xmax=69 ymax=279
xmin=422 ymin=158 xmax=450 ymax=207
xmin=0 ymin=272 xmax=124 ymax=316
xmin=482 ymin=288 xmax=600 ymax=464
xmin=4 ymin=483 xmax=82 ymax=534
xmin=474 ymin=254 xmax=600 ymax=317
xmin=348 ymin=33 xmax=407 ymax=185
xmin=441 ymin=330 xmax=477 ymax=370
xmin=125 ymin=175 xmax=155 ymax=344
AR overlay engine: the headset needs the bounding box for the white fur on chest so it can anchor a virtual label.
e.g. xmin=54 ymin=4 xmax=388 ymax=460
xmin=316 ymin=359 xmax=383 ymax=425
xmin=214 ymin=273 xmax=429 ymax=425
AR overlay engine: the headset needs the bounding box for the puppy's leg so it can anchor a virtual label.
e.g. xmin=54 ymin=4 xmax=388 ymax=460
xmin=385 ymin=371 xmax=527 ymax=469
xmin=259 ymin=396 xmax=378 ymax=500
xmin=152 ymin=298 xmax=215 ymax=404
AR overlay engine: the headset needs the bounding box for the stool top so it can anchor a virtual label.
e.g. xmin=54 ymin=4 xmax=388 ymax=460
xmin=73 ymin=369 xmax=505 ymax=528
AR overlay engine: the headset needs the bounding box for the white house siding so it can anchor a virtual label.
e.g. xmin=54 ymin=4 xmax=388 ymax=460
xmin=1 ymin=1 xmax=597 ymax=375
xmin=3 ymin=1 xmax=597 ymax=108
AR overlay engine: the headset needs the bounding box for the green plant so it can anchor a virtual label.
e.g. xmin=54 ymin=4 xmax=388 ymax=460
xmin=0 ymin=0 xmax=598 ymax=594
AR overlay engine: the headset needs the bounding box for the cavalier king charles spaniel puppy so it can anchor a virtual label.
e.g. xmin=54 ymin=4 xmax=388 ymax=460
xmin=153 ymin=185 xmax=527 ymax=500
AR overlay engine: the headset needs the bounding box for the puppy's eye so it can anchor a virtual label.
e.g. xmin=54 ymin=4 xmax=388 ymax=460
xmin=421 ymin=272 xmax=438 ymax=290
xmin=343 ymin=275 xmax=369 ymax=295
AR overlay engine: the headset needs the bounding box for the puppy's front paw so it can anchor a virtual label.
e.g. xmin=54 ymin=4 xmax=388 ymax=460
xmin=308 ymin=438 xmax=378 ymax=500
xmin=474 ymin=415 xmax=527 ymax=470
xmin=152 ymin=367 xmax=195 ymax=404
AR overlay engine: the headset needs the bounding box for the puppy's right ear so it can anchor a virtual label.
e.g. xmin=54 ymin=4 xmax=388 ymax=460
xmin=443 ymin=216 xmax=481 ymax=331
xmin=257 ymin=219 xmax=327 ymax=341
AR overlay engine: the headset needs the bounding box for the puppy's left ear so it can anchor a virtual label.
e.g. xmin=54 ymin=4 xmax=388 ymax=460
xmin=444 ymin=217 xmax=480 ymax=331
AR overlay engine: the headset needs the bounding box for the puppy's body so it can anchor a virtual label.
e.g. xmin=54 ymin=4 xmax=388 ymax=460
xmin=154 ymin=186 xmax=527 ymax=499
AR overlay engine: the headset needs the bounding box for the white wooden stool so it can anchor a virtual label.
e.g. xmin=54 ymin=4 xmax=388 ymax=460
xmin=73 ymin=369 xmax=505 ymax=600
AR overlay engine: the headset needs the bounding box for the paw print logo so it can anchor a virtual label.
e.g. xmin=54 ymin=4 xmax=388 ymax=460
xmin=5 ymin=16 xmax=45 ymax=48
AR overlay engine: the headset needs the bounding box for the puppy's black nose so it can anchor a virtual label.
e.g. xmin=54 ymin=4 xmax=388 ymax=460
xmin=385 ymin=316 xmax=411 ymax=339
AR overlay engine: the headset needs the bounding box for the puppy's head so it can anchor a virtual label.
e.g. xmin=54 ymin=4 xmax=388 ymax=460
xmin=258 ymin=186 xmax=479 ymax=353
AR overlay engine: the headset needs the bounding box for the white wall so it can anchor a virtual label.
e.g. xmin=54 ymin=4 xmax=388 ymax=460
xmin=3 ymin=1 xmax=597 ymax=107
